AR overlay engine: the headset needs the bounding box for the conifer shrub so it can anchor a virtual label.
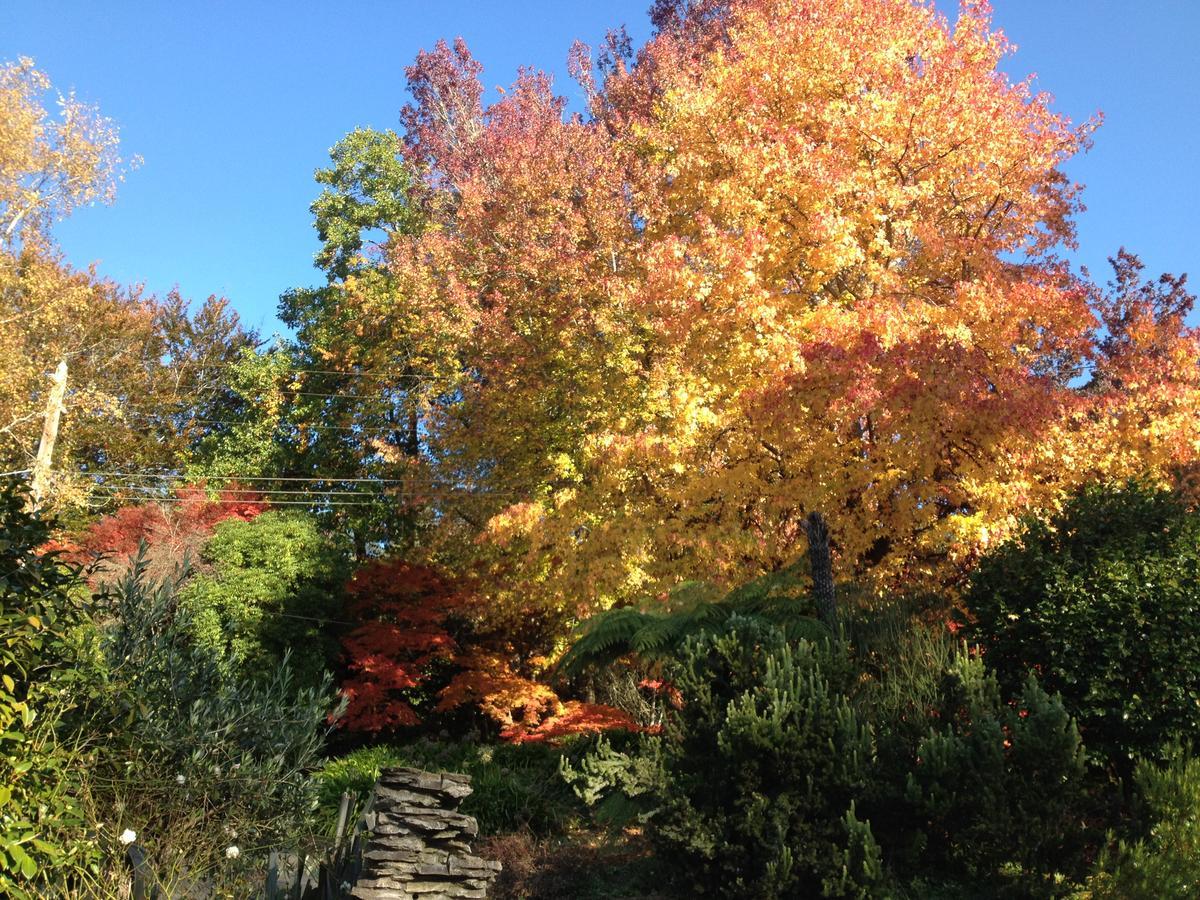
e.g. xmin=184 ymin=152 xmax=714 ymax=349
xmin=572 ymin=616 xmax=886 ymax=898
xmin=1087 ymin=744 xmax=1200 ymax=899
xmin=563 ymin=607 xmax=1094 ymax=896
xmin=965 ymin=480 xmax=1200 ymax=773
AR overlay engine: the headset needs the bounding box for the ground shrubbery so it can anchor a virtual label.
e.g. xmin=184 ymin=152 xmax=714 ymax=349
xmin=0 ymin=483 xmax=98 ymax=895
xmin=317 ymin=739 xmax=584 ymax=838
xmin=10 ymin=477 xmax=1200 ymax=898
xmin=0 ymin=485 xmax=344 ymax=896
xmin=1087 ymin=743 xmax=1200 ymax=899
xmin=75 ymin=554 xmax=340 ymax=893
xmin=966 ymin=480 xmax=1200 ymax=774
xmin=564 ymin=612 xmax=1091 ymax=898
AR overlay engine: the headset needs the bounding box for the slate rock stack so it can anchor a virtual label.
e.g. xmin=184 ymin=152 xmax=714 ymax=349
xmin=350 ymin=767 xmax=502 ymax=899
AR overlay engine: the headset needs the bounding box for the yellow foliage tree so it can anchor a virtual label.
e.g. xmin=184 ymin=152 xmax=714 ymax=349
xmin=0 ymin=58 xmax=255 ymax=508
xmin=312 ymin=2 xmax=1200 ymax=612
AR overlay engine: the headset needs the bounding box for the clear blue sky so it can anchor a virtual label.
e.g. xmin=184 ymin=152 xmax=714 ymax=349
xmin=2 ymin=1 xmax=1197 ymax=335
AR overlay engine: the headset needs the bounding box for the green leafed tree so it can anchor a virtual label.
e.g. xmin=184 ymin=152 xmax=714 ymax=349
xmin=178 ymin=510 xmax=352 ymax=687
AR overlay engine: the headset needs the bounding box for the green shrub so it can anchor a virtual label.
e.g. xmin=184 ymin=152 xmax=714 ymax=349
xmin=566 ymin=607 xmax=1093 ymax=897
xmin=965 ymin=480 xmax=1200 ymax=773
xmin=1087 ymin=744 xmax=1200 ymax=899
xmin=318 ymin=739 xmax=585 ymax=837
xmin=0 ymin=482 xmax=99 ymax=895
xmin=178 ymin=510 xmax=350 ymax=686
xmin=643 ymin=616 xmax=884 ymax=898
xmin=556 ymin=566 xmax=830 ymax=679
xmin=77 ymin=554 xmax=342 ymax=895
xmin=902 ymin=661 xmax=1087 ymax=881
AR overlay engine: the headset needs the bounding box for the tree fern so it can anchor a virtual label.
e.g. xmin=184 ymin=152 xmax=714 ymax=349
xmin=557 ymin=561 xmax=831 ymax=678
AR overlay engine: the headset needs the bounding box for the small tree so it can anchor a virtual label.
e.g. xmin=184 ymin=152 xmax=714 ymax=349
xmin=178 ymin=510 xmax=350 ymax=687
xmin=338 ymin=560 xmax=471 ymax=731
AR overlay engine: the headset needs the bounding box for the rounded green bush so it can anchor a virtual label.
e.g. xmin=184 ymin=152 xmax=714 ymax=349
xmin=965 ymin=480 xmax=1200 ymax=772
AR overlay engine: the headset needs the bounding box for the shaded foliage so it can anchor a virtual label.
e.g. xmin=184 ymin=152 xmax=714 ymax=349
xmin=965 ymin=480 xmax=1200 ymax=773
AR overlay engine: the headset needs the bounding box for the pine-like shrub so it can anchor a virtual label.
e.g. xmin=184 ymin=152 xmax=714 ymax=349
xmin=1087 ymin=744 xmax=1200 ymax=899
xmin=902 ymin=661 xmax=1087 ymax=881
xmin=564 ymin=603 xmax=1095 ymax=896
xmin=647 ymin=616 xmax=884 ymax=898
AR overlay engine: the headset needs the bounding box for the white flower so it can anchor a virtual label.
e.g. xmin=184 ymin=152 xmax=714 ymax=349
xmin=223 ymin=825 xmax=238 ymax=839
xmin=119 ymin=829 xmax=137 ymax=845
xmin=225 ymin=845 xmax=240 ymax=860
xmin=175 ymin=774 xmax=186 ymax=785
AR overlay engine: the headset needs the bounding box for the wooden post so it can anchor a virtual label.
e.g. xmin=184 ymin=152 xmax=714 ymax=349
xmin=266 ymin=850 xmax=280 ymax=899
xmin=30 ymin=360 xmax=67 ymax=509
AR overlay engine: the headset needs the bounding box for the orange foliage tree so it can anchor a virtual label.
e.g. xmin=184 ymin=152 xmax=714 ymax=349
xmin=308 ymin=0 xmax=1198 ymax=620
xmin=338 ymin=559 xmax=638 ymax=741
xmin=338 ymin=560 xmax=467 ymax=731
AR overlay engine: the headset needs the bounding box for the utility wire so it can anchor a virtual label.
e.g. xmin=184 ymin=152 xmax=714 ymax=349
xmin=127 ymin=416 xmax=420 ymax=434
xmin=90 ymin=485 xmax=398 ymax=498
xmin=85 ymin=501 xmax=393 ymax=508
xmin=79 ymin=471 xmax=422 ymax=484
xmin=79 ymin=473 xmax=525 ymax=497
xmin=162 ymin=360 xmax=447 ymax=380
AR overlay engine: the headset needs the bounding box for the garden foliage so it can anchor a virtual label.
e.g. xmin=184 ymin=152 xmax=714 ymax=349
xmin=966 ymin=480 xmax=1200 ymax=771
xmin=564 ymin=611 xmax=1092 ymax=897
xmin=1087 ymin=744 xmax=1200 ymax=899
xmin=0 ymin=482 xmax=96 ymax=895
xmin=178 ymin=509 xmax=350 ymax=686
xmin=78 ymin=552 xmax=342 ymax=893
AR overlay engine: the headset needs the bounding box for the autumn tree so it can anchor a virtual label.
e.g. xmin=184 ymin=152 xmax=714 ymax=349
xmin=297 ymin=1 xmax=1197 ymax=619
xmin=0 ymin=57 xmax=257 ymax=509
xmin=58 ymin=482 xmax=267 ymax=581
xmin=338 ymin=560 xmax=471 ymax=732
xmin=0 ymin=57 xmax=127 ymax=251
xmin=271 ymin=129 xmax=443 ymax=554
xmin=0 ymin=252 xmax=257 ymax=505
xmin=339 ymin=557 xmax=633 ymax=741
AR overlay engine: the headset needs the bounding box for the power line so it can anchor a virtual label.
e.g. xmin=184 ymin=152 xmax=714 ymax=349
xmin=165 ymin=359 xmax=449 ymax=380
xmin=134 ymin=416 xmax=419 ymax=434
xmin=0 ymin=468 xmax=532 ymax=500
xmin=92 ymin=485 xmax=395 ymax=498
xmin=79 ymin=472 xmax=524 ymax=496
xmin=79 ymin=471 xmax=421 ymax=484
xmin=85 ymin=484 xmax=521 ymax=501
xmin=85 ymin=496 xmax=390 ymax=508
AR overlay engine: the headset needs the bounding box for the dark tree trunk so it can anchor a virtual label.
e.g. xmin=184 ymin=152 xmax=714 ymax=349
xmin=805 ymin=511 xmax=837 ymax=630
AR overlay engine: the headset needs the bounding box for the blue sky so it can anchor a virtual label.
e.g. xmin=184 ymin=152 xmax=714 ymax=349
xmin=2 ymin=1 xmax=1197 ymax=335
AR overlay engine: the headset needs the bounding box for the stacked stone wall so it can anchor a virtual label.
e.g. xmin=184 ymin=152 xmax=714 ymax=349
xmin=351 ymin=767 xmax=501 ymax=899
